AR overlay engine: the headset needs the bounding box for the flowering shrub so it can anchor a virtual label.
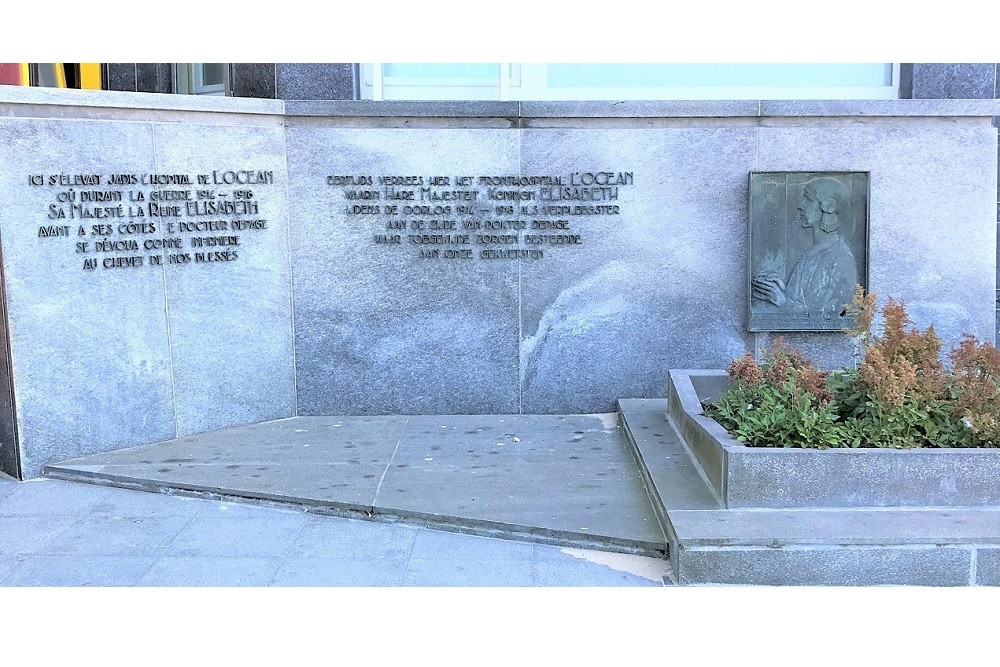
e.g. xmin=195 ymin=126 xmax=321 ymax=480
xmin=706 ymin=288 xmax=1000 ymax=449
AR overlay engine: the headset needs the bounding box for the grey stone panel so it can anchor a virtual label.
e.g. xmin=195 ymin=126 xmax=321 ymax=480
xmin=276 ymin=63 xmax=356 ymax=101
xmin=519 ymin=128 xmax=754 ymax=413
xmin=104 ymin=64 xmax=137 ymax=92
xmin=668 ymin=507 xmax=1000 ymax=546
xmin=897 ymin=64 xmax=914 ymax=99
xmin=726 ymin=448 xmax=1000 ymax=508
xmin=753 ymin=331 xmax=856 ymax=371
xmin=231 ymin=63 xmax=276 ymax=99
xmin=756 ymin=124 xmax=998 ymax=351
xmin=136 ymin=63 xmax=173 ymax=94
xmin=976 ymin=548 xmax=1000 ymax=586
xmin=910 ymin=63 xmax=997 ymax=99
xmin=678 ymin=545 xmax=972 ymax=586
xmin=151 ymin=122 xmax=295 ymax=436
xmin=286 ymin=127 xmax=521 ymax=415
xmin=0 ymin=118 xmax=176 ymax=476
xmin=285 ymin=100 xmax=519 ymax=118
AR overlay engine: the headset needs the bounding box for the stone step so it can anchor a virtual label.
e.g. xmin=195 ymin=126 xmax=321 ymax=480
xmin=669 ymin=507 xmax=1000 ymax=586
xmin=618 ymin=398 xmax=1000 ymax=586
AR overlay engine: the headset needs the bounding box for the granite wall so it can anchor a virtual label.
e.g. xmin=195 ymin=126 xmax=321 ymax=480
xmin=900 ymin=63 xmax=1000 ymax=344
xmin=0 ymin=89 xmax=997 ymax=476
xmin=0 ymin=89 xmax=296 ymax=477
xmin=286 ymin=100 xmax=998 ymax=413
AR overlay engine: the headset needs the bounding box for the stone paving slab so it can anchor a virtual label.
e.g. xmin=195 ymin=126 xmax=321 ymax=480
xmin=377 ymin=414 xmax=664 ymax=550
xmin=46 ymin=513 xmax=197 ymax=556
xmin=4 ymin=555 xmax=159 ymax=587
xmin=0 ymin=515 xmax=81 ymax=555
xmin=0 ymin=478 xmax=667 ymax=587
xmin=45 ymin=413 xmax=665 ymax=556
xmin=975 ymin=548 xmax=1000 ymax=586
xmin=0 ymin=477 xmax=148 ymax=517
xmin=272 ymin=556 xmax=409 ymax=587
xmin=137 ymin=557 xmax=283 ymax=587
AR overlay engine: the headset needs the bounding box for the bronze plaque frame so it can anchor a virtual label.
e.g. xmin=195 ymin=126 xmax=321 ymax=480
xmin=748 ymin=171 xmax=870 ymax=332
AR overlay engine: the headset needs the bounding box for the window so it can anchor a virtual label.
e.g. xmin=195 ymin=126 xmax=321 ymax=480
xmin=362 ymin=63 xmax=898 ymax=101
xmin=175 ymin=63 xmax=228 ymax=95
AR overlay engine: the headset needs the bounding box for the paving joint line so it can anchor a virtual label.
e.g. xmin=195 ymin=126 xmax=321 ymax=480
xmin=372 ymin=417 xmax=409 ymax=509
xmin=133 ymin=503 xmax=207 ymax=586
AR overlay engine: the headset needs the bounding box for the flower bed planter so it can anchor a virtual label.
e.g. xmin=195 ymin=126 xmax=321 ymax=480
xmin=668 ymin=369 xmax=1000 ymax=508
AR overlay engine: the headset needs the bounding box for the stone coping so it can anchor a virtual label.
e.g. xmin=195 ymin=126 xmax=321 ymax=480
xmin=668 ymin=370 xmax=1000 ymax=509
xmin=4 ymin=87 xmax=999 ymax=119
xmin=0 ymin=86 xmax=284 ymax=115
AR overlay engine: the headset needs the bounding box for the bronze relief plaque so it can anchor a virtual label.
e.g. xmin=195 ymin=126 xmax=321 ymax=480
xmin=748 ymin=171 xmax=869 ymax=332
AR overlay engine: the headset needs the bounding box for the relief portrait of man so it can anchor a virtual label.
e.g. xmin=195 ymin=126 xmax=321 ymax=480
xmin=751 ymin=176 xmax=858 ymax=318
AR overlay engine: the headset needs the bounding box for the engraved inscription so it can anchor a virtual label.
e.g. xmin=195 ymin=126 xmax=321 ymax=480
xmin=28 ymin=171 xmax=275 ymax=271
xmin=327 ymin=171 xmax=633 ymax=261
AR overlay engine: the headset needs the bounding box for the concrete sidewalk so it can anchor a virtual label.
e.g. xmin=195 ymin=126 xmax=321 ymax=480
xmin=0 ymin=474 xmax=668 ymax=587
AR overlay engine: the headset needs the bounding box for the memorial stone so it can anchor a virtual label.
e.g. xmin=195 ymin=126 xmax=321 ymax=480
xmin=0 ymin=89 xmax=996 ymax=477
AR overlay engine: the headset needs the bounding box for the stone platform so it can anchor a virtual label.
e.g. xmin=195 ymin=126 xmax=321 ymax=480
xmin=44 ymin=403 xmax=1000 ymax=585
xmin=44 ymin=413 xmax=667 ymax=558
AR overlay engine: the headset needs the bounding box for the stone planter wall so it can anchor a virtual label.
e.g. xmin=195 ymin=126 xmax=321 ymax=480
xmin=669 ymin=370 xmax=1000 ymax=508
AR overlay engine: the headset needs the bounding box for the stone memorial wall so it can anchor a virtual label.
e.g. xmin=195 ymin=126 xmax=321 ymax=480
xmin=0 ymin=89 xmax=997 ymax=476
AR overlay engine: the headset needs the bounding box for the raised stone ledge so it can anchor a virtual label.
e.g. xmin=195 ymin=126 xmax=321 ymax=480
xmin=0 ymin=86 xmax=284 ymax=115
xmin=760 ymin=99 xmax=1000 ymax=117
xmin=285 ymin=100 xmax=520 ymax=117
xmin=4 ymin=88 xmax=1000 ymax=119
xmin=668 ymin=370 xmax=1000 ymax=509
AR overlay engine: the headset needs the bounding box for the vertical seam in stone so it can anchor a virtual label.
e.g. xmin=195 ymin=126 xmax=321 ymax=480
xmin=517 ymin=114 xmax=523 ymax=415
xmin=149 ymin=123 xmax=181 ymax=438
xmin=372 ymin=416 xmax=408 ymax=509
xmin=281 ymin=115 xmax=299 ymax=417
xmin=970 ymin=546 xmax=978 ymax=585
xmin=152 ymin=124 xmax=181 ymax=439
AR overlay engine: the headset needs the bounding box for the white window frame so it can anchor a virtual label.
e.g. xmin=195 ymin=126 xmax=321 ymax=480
xmin=174 ymin=63 xmax=228 ymax=96
xmin=362 ymin=63 xmax=900 ymax=101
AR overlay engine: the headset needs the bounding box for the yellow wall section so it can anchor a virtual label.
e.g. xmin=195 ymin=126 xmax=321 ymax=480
xmin=80 ymin=63 xmax=101 ymax=89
